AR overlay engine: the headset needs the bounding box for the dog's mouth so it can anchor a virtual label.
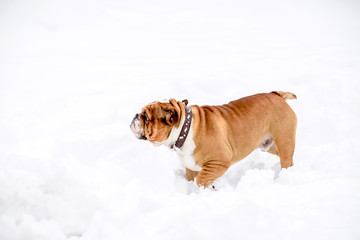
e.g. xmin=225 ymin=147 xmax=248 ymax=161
xmin=130 ymin=113 xmax=146 ymax=140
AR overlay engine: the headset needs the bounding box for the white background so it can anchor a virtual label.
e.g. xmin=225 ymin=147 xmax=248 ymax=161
xmin=1 ymin=0 xmax=360 ymax=239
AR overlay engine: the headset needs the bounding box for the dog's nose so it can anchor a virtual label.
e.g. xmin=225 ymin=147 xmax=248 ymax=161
xmin=131 ymin=113 xmax=139 ymax=125
xmin=130 ymin=113 xmax=146 ymax=140
xmin=130 ymin=113 xmax=140 ymax=129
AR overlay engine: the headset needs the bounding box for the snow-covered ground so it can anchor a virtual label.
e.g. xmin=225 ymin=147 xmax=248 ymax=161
xmin=1 ymin=0 xmax=360 ymax=239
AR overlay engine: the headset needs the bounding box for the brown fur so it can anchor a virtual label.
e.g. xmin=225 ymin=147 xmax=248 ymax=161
xmin=190 ymin=92 xmax=297 ymax=186
xmin=140 ymin=99 xmax=186 ymax=143
xmin=137 ymin=92 xmax=297 ymax=187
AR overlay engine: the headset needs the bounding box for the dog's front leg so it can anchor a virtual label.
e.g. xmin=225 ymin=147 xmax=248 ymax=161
xmin=195 ymin=160 xmax=231 ymax=187
xmin=185 ymin=168 xmax=199 ymax=181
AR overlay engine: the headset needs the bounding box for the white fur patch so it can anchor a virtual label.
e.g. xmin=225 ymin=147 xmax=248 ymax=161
xmin=176 ymin=127 xmax=201 ymax=171
xmin=130 ymin=118 xmax=142 ymax=139
xmin=158 ymin=110 xmax=202 ymax=172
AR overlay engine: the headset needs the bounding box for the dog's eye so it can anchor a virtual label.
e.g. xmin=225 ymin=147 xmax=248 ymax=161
xmin=161 ymin=118 xmax=167 ymax=124
xmin=142 ymin=114 xmax=150 ymax=122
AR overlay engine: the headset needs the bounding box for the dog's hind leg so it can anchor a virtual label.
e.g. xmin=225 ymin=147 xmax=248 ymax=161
xmin=270 ymin=104 xmax=297 ymax=168
xmin=273 ymin=131 xmax=296 ymax=168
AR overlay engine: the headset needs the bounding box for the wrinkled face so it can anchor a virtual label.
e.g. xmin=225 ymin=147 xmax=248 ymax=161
xmin=130 ymin=99 xmax=186 ymax=144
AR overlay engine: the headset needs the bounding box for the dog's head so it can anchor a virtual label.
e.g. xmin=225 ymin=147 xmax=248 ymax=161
xmin=130 ymin=99 xmax=188 ymax=144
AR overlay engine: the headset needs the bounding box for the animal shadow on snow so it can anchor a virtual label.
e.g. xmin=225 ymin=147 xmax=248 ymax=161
xmin=174 ymin=150 xmax=281 ymax=194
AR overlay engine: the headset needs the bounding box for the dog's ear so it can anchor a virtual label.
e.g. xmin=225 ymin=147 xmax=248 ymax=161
xmin=161 ymin=108 xmax=178 ymax=125
xmin=182 ymin=99 xmax=188 ymax=106
xmin=166 ymin=99 xmax=185 ymax=126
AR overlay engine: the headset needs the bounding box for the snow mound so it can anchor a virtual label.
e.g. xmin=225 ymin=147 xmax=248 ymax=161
xmin=1 ymin=0 xmax=360 ymax=239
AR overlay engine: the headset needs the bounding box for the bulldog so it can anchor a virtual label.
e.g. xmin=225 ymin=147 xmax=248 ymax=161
xmin=130 ymin=91 xmax=297 ymax=188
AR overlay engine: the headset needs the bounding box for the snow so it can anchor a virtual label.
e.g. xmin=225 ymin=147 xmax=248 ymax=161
xmin=1 ymin=0 xmax=360 ymax=239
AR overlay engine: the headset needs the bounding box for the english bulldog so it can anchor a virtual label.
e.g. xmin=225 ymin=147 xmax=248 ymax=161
xmin=130 ymin=91 xmax=297 ymax=188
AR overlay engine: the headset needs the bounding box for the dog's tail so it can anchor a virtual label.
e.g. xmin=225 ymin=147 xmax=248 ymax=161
xmin=271 ymin=91 xmax=297 ymax=100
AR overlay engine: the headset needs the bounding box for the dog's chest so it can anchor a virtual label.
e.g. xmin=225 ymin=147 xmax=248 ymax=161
xmin=178 ymin=153 xmax=201 ymax=171
xmin=176 ymin=129 xmax=202 ymax=172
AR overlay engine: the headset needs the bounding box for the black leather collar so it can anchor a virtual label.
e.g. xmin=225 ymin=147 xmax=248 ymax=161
xmin=172 ymin=106 xmax=192 ymax=150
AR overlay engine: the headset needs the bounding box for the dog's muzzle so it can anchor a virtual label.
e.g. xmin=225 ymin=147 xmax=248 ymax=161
xmin=130 ymin=113 xmax=146 ymax=140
